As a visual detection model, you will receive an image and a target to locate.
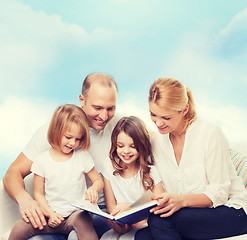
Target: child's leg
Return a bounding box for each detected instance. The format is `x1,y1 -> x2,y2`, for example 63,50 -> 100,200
65,210 -> 98,240
9,218 -> 70,240
9,219 -> 42,240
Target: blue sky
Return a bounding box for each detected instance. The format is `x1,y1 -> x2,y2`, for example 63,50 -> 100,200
1,0 -> 247,179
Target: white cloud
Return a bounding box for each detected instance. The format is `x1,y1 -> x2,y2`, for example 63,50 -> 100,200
218,8 -> 247,39
0,96 -> 57,156
0,0 -> 125,97
197,104 -> 247,143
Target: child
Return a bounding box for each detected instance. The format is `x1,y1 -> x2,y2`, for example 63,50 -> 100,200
9,104 -> 104,240
101,116 -> 164,240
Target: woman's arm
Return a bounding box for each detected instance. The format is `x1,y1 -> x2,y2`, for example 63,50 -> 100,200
151,192 -> 213,217
86,167 -> 104,204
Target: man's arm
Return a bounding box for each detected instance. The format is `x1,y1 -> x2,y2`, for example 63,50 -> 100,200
3,152 -> 47,229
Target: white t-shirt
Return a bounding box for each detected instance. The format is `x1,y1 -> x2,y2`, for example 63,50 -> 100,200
151,118 -> 247,213
31,149 -> 94,217
102,158 -> 162,203
23,113 -> 122,205
23,113 -> 121,172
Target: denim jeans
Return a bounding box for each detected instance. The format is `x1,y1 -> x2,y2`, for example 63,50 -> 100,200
135,206 -> 247,240
28,234 -> 67,240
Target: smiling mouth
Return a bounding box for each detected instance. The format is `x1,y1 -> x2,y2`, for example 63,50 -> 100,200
122,155 -> 133,160
95,118 -> 107,125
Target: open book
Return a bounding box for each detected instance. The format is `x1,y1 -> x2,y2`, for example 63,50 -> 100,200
72,190 -> 157,225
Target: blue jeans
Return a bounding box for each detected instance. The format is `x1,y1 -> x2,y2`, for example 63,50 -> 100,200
135,206 -> 247,240
28,234 -> 67,240
28,231 -> 79,240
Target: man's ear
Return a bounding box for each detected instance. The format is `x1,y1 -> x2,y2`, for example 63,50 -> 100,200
79,94 -> 85,108
182,104 -> 189,116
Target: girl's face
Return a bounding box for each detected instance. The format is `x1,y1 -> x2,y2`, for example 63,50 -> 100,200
116,131 -> 139,167
149,101 -> 187,135
60,123 -> 82,154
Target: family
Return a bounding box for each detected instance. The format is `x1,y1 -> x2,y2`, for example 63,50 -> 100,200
3,73 -> 247,240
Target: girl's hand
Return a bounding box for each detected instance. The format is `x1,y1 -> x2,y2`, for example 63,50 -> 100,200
85,187 -> 98,205
111,202 -> 132,216
150,193 -> 185,218
105,218 -> 132,234
48,212 -> 64,228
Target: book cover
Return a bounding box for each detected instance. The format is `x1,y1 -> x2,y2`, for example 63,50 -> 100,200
72,190 -> 157,225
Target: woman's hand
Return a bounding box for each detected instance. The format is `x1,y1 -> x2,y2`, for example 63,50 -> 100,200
105,219 -> 132,234
48,212 -> 64,228
150,193 -> 185,217
85,187 -> 99,205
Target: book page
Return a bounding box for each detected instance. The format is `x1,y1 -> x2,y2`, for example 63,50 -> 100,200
72,200 -> 113,220
129,190 -> 154,208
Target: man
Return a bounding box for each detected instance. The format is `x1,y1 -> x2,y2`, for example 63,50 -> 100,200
3,73 -> 121,239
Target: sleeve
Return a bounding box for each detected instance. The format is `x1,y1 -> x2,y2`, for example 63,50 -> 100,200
82,151 -> 95,173
203,125 -> 231,208
30,155 -> 45,177
22,124 -> 51,162
150,165 -> 162,185
101,158 -> 114,180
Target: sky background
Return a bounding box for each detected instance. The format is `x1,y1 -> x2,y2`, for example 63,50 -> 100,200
1,0 -> 247,179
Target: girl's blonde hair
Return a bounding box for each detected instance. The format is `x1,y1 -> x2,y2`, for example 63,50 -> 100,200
149,77 -> 197,132
110,116 -> 154,191
47,104 -> 90,151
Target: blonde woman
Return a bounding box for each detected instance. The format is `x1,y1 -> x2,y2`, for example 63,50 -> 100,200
135,78 -> 247,240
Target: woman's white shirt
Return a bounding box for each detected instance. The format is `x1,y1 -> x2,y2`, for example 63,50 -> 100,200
31,149 -> 94,217
151,118 -> 247,213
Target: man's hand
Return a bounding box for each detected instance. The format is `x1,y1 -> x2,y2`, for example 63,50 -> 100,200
18,195 -> 48,229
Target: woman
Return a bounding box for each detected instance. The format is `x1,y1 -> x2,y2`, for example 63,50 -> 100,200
135,77 -> 247,240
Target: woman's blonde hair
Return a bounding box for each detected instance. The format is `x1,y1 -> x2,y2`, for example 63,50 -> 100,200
149,77 -> 197,132
110,116 -> 155,191
47,104 -> 90,151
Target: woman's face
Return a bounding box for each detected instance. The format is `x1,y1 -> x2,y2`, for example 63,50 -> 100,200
149,101 -> 186,135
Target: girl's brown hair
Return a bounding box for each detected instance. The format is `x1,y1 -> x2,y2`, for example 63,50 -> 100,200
110,116 -> 154,190
47,104 -> 90,151
149,77 -> 197,132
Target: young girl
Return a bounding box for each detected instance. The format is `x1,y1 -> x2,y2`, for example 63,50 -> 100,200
101,116 -> 164,240
9,104 -> 104,240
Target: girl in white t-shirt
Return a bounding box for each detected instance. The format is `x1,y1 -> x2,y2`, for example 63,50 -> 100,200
9,104 -> 104,240
101,116 -> 164,240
